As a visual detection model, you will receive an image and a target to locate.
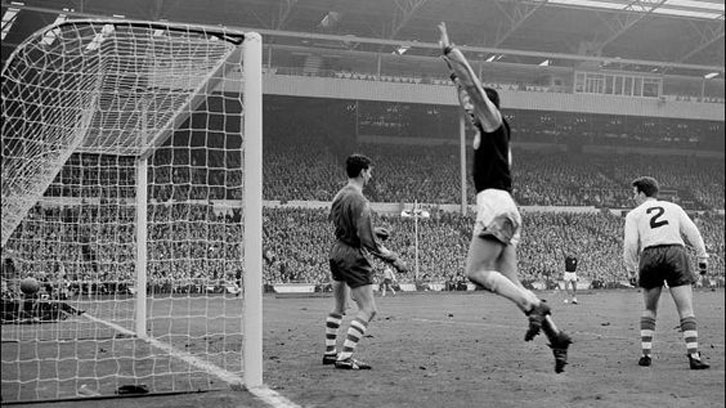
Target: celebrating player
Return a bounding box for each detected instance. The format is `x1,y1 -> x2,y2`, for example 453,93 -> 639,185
323,154 -> 408,370
437,22 -> 572,373
623,176 -> 710,369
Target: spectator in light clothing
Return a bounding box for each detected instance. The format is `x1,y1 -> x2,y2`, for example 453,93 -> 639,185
380,265 -> 397,297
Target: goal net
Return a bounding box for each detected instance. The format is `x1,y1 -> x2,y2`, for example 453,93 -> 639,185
1,20 -> 262,402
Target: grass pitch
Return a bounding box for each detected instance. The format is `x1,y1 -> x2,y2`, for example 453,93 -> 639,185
3,288 -> 724,408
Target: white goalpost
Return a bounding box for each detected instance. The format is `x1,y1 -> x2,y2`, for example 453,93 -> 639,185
1,19 -> 263,402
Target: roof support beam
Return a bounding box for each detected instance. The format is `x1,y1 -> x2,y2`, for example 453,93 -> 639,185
272,0 -> 298,30
377,0 -> 427,53
491,0 -> 548,48
677,19 -> 724,63
386,0 -> 427,39
588,0 -> 667,56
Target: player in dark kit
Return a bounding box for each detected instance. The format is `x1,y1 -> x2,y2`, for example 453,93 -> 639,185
323,154 -> 408,370
438,22 -> 572,373
563,253 -> 578,304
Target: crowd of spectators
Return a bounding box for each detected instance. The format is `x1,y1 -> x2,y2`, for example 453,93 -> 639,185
5,98 -> 724,293
3,202 -> 723,295
259,141 -> 724,210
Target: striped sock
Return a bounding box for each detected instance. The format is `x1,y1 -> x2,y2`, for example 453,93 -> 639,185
338,317 -> 368,361
324,313 -> 343,356
680,316 -> 699,355
640,316 -> 656,357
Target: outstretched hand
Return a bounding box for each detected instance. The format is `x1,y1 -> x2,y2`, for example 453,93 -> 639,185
438,22 -> 451,53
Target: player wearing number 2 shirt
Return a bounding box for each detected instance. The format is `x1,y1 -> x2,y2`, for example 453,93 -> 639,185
623,176 -> 710,370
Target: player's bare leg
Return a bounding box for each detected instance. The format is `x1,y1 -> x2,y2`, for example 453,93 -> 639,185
466,238 -> 540,313
495,244 -> 572,372
335,284 -> 376,370
466,237 -> 561,352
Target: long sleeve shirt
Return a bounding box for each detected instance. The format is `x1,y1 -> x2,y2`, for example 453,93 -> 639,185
623,198 -> 708,273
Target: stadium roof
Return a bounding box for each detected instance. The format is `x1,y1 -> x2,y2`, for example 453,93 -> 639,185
1,0 -> 724,77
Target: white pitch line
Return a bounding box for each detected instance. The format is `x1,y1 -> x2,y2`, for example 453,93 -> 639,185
412,317 -> 725,347
81,313 -> 301,408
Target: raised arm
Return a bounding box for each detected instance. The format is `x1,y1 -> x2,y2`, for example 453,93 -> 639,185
438,22 -> 502,132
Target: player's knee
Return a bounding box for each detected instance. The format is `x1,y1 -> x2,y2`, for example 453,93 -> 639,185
469,270 -> 498,292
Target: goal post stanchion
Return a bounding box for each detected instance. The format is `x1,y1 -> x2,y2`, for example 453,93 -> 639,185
135,102 -> 149,340
242,31 -> 263,389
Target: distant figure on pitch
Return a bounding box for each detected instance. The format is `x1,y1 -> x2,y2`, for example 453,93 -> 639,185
380,264 -> 398,297
624,176 -> 710,370
438,22 -> 571,373
563,253 -> 578,304
324,154 -> 408,370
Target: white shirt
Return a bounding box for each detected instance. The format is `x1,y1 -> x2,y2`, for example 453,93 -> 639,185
623,198 -> 708,273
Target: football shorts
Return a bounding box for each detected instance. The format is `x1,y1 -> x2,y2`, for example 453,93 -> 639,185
638,244 -> 694,289
473,188 -> 521,246
329,241 -> 374,289
563,272 -> 577,283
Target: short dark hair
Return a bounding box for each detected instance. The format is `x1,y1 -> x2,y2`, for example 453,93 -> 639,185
632,176 -> 659,198
484,87 -> 500,109
346,154 -> 372,178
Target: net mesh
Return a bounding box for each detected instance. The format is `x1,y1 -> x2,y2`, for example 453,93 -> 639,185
1,20 -> 252,402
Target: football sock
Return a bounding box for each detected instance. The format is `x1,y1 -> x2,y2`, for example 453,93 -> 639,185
640,316 -> 656,357
542,315 -> 560,342
680,316 -> 699,356
325,313 -> 343,356
474,270 -> 536,313
338,317 -> 368,361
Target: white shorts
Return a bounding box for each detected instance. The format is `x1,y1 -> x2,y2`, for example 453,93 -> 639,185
473,189 -> 521,246
563,272 -> 578,283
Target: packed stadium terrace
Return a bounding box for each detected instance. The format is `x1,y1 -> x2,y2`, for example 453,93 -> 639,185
45,142 -> 725,209
5,95 -> 724,291
7,204 -> 724,294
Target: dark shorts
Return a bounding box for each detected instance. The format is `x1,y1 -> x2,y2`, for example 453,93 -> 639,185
329,242 -> 373,289
638,245 -> 694,289
382,278 -> 392,285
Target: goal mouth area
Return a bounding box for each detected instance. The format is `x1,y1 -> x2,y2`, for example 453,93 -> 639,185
1,18 -> 264,403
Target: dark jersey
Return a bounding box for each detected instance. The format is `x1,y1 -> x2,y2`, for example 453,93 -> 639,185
565,256 -> 578,272
329,184 -> 393,262
473,119 -> 512,193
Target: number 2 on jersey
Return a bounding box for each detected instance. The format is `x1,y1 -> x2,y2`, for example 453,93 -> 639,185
646,206 -> 668,229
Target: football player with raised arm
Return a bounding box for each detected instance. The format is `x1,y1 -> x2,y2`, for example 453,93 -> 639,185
624,176 -> 710,369
438,22 -> 572,373
323,154 -> 408,370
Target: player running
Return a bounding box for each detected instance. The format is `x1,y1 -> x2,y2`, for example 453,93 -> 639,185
624,176 -> 710,369
438,22 -> 572,373
323,154 -> 408,370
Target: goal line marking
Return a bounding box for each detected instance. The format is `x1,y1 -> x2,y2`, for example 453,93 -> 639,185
81,312 -> 301,408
